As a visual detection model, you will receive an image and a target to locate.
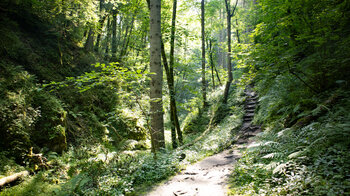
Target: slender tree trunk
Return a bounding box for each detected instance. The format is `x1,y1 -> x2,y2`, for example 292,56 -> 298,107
214,63 -> 222,86
236,18 -> 240,43
169,0 -> 177,149
209,39 -> 215,89
169,0 -> 183,148
223,9 -> 232,103
104,16 -> 111,59
94,15 -> 107,52
150,0 -> 164,151
223,0 -> 238,103
119,14 -> 136,63
94,0 -> 106,52
201,0 -> 207,107
84,28 -> 95,51
111,10 -> 118,60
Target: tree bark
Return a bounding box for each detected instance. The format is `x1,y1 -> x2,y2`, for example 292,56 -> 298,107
150,0 -> 164,151
0,171 -> 29,187
201,0 -> 207,107
111,9 -> 118,60
214,63 -> 222,86
169,0 -> 183,148
223,0 -> 238,103
94,15 -> 107,52
236,18 -> 240,43
94,0 -> 106,52
209,39 -> 215,89
104,15 -> 111,59
169,0 -> 177,149
84,28 -> 95,51
119,14 -> 136,62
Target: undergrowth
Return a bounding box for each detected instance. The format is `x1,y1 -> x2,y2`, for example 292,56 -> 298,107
228,90 -> 350,195
1,86 -> 245,195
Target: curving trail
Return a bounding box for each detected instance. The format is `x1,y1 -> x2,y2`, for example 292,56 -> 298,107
147,148 -> 242,196
146,88 -> 260,196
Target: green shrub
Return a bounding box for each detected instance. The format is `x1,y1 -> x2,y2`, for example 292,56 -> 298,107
0,63 -> 39,161
229,93 -> 350,195
32,91 -> 67,153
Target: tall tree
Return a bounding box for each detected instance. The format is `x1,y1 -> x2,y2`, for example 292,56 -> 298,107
147,0 -> 183,149
208,39 -> 215,89
94,0 -> 107,52
84,28 -> 95,51
168,0 -> 183,148
111,9 -> 118,60
201,0 -> 207,107
149,0 -> 164,151
223,0 -> 238,103
104,15 -> 111,59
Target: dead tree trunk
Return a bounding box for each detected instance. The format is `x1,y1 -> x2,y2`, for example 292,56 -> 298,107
0,171 -> 29,187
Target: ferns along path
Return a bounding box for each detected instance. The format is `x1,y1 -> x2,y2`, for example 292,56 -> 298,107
147,88 -> 261,196
1,0 -> 349,195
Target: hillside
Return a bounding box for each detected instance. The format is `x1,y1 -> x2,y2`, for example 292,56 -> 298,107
1,0 -> 350,195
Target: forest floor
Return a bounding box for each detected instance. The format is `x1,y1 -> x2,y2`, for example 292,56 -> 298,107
146,89 -> 261,196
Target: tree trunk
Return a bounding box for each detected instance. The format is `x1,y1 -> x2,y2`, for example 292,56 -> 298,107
169,0 -> 183,148
201,0 -> 207,107
236,18 -> 240,43
209,39 -> 215,89
84,28 -> 95,51
150,0 -> 164,151
119,14 -> 136,63
94,0 -> 106,52
214,63 -> 222,86
94,15 -> 107,52
104,16 -> 111,59
0,171 -> 29,187
223,0 -> 238,103
111,9 -> 118,60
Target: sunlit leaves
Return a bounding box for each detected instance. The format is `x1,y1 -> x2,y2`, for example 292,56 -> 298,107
44,62 -> 151,93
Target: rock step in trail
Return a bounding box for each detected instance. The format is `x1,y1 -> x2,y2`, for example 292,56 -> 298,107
146,87 -> 261,196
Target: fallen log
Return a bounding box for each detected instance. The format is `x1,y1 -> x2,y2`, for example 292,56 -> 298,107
0,171 -> 29,187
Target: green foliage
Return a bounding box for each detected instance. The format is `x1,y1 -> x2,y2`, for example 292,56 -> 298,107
0,172 -> 60,196
0,153 -> 26,178
246,0 -> 350,93
229,94 -> 350,195
0,63 -> 40,160
229,2 -> 350,193
31,91 -> 67,153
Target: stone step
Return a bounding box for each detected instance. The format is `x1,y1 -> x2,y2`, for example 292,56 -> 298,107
246,109 -> 255,113
241,125 -> 260,133
243,132 -> 256,138
246,101 -> 257,105
250,125 -> 260,130
243,115 -> 253,119
236,138 -> 246,144
246,98 -> 257,102
245,92 -> 257,97
243,117 -> 253,122
244,113 -> 255,117
245,104 -> 256,109
247,95 -> 258,99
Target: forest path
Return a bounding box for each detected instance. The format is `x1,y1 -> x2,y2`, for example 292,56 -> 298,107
146,88 -> 260,196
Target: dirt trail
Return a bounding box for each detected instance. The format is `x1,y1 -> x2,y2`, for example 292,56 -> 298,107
146,88 -> 260,196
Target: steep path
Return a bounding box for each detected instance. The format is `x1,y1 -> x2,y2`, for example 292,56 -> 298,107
146,88 -> 261,196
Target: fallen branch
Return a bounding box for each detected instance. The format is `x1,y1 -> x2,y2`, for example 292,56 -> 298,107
0,171 -> 29,187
